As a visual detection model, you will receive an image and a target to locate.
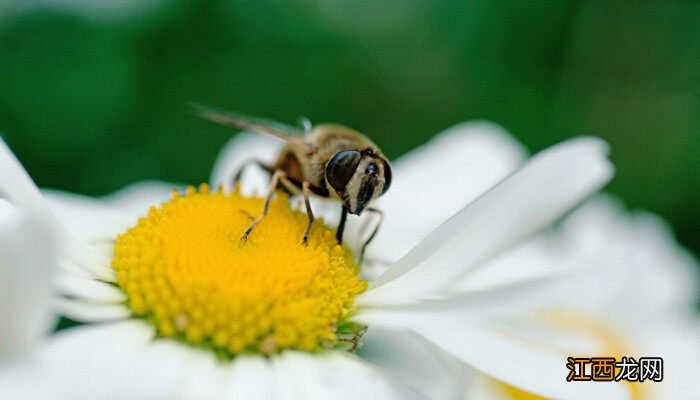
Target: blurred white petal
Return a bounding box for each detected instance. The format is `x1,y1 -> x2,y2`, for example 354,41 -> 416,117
414,324 -> 630,400
58,234 -> 115,282
46,181 -> 183,244
0,140 -> 54,218
518,197 -> 700,399
176,350 -> 229,400
557,195 -> 700,315
358,328 -> 466,400
441,193 -> 700,399
0,138 -> 113,281
210,132 -> 284,195
0,208 -> 55,361
0,356 -> 52,400
40,321 -> 412,400
270,351 -> 416,400
220,356 -> 275,400
44,189 -> 135,243
54,298 -> 130,322
39,320 -> 185,400
55,272 -> 126,303
102,180 -> 184,218
640,316 -> 700,399
45,322 -> 210,399
359,137 -> 614,307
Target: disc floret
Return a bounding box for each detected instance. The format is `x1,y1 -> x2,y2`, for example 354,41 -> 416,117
113,184 -> 367,356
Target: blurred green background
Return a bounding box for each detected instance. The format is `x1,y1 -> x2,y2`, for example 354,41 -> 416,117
1,0 -> 699,255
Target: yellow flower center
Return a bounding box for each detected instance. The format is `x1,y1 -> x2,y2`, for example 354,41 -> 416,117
112,184 -> 367,357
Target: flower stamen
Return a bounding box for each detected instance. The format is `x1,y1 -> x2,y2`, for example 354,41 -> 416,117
113,184 -> 367,356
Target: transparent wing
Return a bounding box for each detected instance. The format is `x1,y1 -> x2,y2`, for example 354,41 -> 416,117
189,103 -> 309,146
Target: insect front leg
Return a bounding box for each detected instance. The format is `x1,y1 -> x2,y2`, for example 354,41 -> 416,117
359,207 -> 384,264
301,182 -> 315,246
336,206 -> 348,244
233,159 -> 272,187
241,169 -> 285,241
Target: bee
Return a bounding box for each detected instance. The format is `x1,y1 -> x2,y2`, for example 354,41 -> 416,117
192,105 -> 392,261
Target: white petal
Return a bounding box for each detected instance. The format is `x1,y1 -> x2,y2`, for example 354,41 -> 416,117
44,189 -> 135,243
43,321 -> 368,400
209,132 -> 284,194
271,351 -> 416,400
102,180 -> 184,217
637,316 -> 700,399
0,139 -> 53,217
41,321 -> 414,400
38,320 -> 184,400
359,137 -> 614,307
42,321 -> 197,400
0,138 -> 113,281
414,324 -> 630,400
0,356 -> 54,400
143,340 -> 221,400
53,298 -> 130,322
0,209 -> 55,360
221,356 -> 275,400
354,121 -> 526,264
355,273 -> 571,330
556,195 -> 700,316
55,271 -> 126,303
58,236 -> 115,282
176,350 -> 229,400
359,327 -> 466,400
40,320 -> 153,361
0,198 -> 14,220
474,194 -> 700,331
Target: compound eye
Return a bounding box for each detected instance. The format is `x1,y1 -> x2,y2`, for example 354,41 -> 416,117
381,160 -> 392,194
326,150 -> 361,192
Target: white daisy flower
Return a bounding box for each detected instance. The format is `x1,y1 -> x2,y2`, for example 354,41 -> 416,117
0,123 -> 626,400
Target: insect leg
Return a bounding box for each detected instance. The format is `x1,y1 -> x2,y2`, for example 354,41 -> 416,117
336,325 -> 368,352
359,207 -> 384,264
233,159 -> 272,185
336,206 -> 348,244
301,181 -> 315,246
241,169 -> 285,241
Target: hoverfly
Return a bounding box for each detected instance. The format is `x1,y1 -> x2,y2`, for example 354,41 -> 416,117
192,105 -> 391,261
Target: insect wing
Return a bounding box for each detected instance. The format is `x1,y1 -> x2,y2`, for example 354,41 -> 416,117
190,104 -> 308,147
